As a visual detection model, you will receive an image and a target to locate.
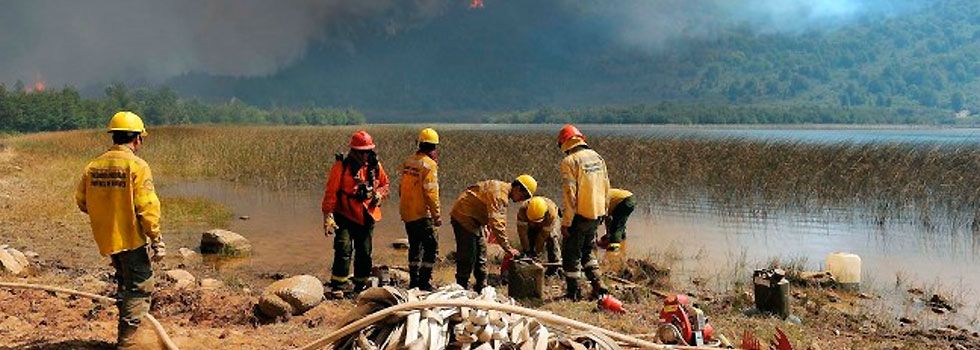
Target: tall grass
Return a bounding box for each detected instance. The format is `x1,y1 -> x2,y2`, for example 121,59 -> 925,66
10,125 -> 980,225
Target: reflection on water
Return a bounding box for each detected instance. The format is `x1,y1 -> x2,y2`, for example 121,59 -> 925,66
161,179 -> 980,326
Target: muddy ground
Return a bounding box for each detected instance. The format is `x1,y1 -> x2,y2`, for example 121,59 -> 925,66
2,139 -> 980,350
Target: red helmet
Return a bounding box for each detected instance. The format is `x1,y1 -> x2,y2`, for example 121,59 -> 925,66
557,124 -> 585,147
350,131 -> 376,150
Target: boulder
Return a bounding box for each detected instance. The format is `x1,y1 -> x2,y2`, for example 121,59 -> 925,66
392,238 -> 410,249
163,269 -> 196,289
200,278 -> 225,290
6,248 -> 29,268
200,229 -> 252,255
257,275 -> 325,318
177,248 -> 196,259
0,247 -> 25,275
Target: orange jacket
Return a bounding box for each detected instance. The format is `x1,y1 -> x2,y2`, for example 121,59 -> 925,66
321,158 -> 390,226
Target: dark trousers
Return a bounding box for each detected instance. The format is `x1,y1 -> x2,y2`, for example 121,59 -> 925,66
606,196 -> 636,243
562,215 -> 601,285
525,228 -> 560,265
331,213 -> 374,287
405,218 -> 438,288
452,219 -> 487,291
111,245 -> 153,345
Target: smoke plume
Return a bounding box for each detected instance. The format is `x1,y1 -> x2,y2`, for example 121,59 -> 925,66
0,0 -> 918,88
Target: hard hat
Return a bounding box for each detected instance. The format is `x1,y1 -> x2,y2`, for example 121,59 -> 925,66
350,131 -> 376,150
107,111 -> 147,136
526,196 -> 549,223
418,128 -> 439,144
557,124 -> 585,147
514,174 -> 537,196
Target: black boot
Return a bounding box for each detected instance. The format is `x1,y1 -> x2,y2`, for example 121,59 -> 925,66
564,277 -> 582,301
418,267 -> 434,291
408,265 -> 419,289
590,279 -> 610,300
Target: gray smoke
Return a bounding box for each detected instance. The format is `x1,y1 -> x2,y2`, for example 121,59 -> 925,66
0,0 -> 452,87
0,0 -> 917,88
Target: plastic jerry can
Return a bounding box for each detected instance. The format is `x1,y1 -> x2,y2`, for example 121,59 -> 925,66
826,252 -> 861,289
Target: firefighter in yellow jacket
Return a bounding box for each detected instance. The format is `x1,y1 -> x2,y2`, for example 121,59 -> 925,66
399,128 -> 441,290
74,111 -> 164,348
517,196 -> 561,272
449,175 -> 536,291
557,124 -> 610,300
598,189 -> 635,251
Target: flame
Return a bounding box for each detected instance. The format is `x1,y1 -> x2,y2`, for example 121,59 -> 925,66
469,0 -> 484,9
25,73 -> 46,93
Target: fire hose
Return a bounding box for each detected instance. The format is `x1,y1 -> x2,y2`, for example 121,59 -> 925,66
0,282 -> 181,350
291,299 -> 725,350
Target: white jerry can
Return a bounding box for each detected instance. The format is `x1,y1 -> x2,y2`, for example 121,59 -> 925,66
826,252 -> 862,289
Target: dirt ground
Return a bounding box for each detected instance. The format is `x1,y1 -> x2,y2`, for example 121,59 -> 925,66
2,138 -> 980,350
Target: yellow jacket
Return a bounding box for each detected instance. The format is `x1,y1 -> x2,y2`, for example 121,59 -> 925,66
517,197 -> 558,254
450,180 -> 512,249
560,145 -> 610,227
75,145 -> 161,256
608,188 -> 633,212
399,152 -> 440,222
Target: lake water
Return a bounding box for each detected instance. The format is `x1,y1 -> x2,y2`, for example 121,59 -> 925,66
162,126 -> 980,329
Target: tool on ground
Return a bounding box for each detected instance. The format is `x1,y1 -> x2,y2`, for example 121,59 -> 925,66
656,294 -> 715,346
597,294 -> 626,313
753,268 -> 790,319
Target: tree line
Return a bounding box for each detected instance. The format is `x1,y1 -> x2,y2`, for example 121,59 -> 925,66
0,83 -> 365,133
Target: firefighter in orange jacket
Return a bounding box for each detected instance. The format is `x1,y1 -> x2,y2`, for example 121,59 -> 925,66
557,124 -> 611,300
322,131 -> 390,296
449,175 -> 537,291
399,128 -> 441,290
74,111 -> 164,348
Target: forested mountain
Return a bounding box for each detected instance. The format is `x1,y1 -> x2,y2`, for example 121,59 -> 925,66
165,0 -> 980,123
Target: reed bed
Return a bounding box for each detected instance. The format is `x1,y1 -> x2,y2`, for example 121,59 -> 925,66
11,125 -> 980,225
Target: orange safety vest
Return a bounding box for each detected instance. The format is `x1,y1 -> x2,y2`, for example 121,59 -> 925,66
321,158 -> 390,226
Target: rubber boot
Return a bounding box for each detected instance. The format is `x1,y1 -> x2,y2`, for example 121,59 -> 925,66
564,278 -> 582,301
329,280 -> 347,299
418,267 -> 434,291
352,280 -> 369,294
590,279 -> 610,301
116,297 -> 150,350
408,265 -> 420,289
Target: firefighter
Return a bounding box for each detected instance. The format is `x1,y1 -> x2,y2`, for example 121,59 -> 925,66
399,128 -> 441,290
557,124 -> 611,300
598,188 -> 635,251
449,175 -> 537,291
74,111 -> 164,349
322,131 -> 390,297
516,196 -> 561,272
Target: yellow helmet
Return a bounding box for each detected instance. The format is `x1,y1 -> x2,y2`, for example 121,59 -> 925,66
526,196 -> 549,222
514,174 -> 537,196
418,128 -> 439,144
107,111 -> 147,136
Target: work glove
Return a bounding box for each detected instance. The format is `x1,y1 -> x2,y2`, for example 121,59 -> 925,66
561,226 -> 570,238
432,215 -> 442,227
150,239 -> 166,262
323,213 -> 338,236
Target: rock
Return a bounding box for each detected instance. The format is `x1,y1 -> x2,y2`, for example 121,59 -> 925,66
858,293 -> 872,299
928,293 -> 956,312
0,247 -> 25,275
392,238 -> 409,249
22,251 -> 38,259
239,216 -> 250,220
177,248 -> 196,259
931,307 -> 946,315
163,269 -> 196,289
907,287 -> 924,295
899,316 -> 917,325
200,229 -> 252,255
7,248 -> 28,268
257,275 -> 324,318
794,271 -> 836,287
199,278 -> 224,290
389,269 -> 411,285
953,344 -> 967,350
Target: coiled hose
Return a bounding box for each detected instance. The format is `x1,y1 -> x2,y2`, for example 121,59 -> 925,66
0,281 -> 181,350
291,299 -> 725,350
